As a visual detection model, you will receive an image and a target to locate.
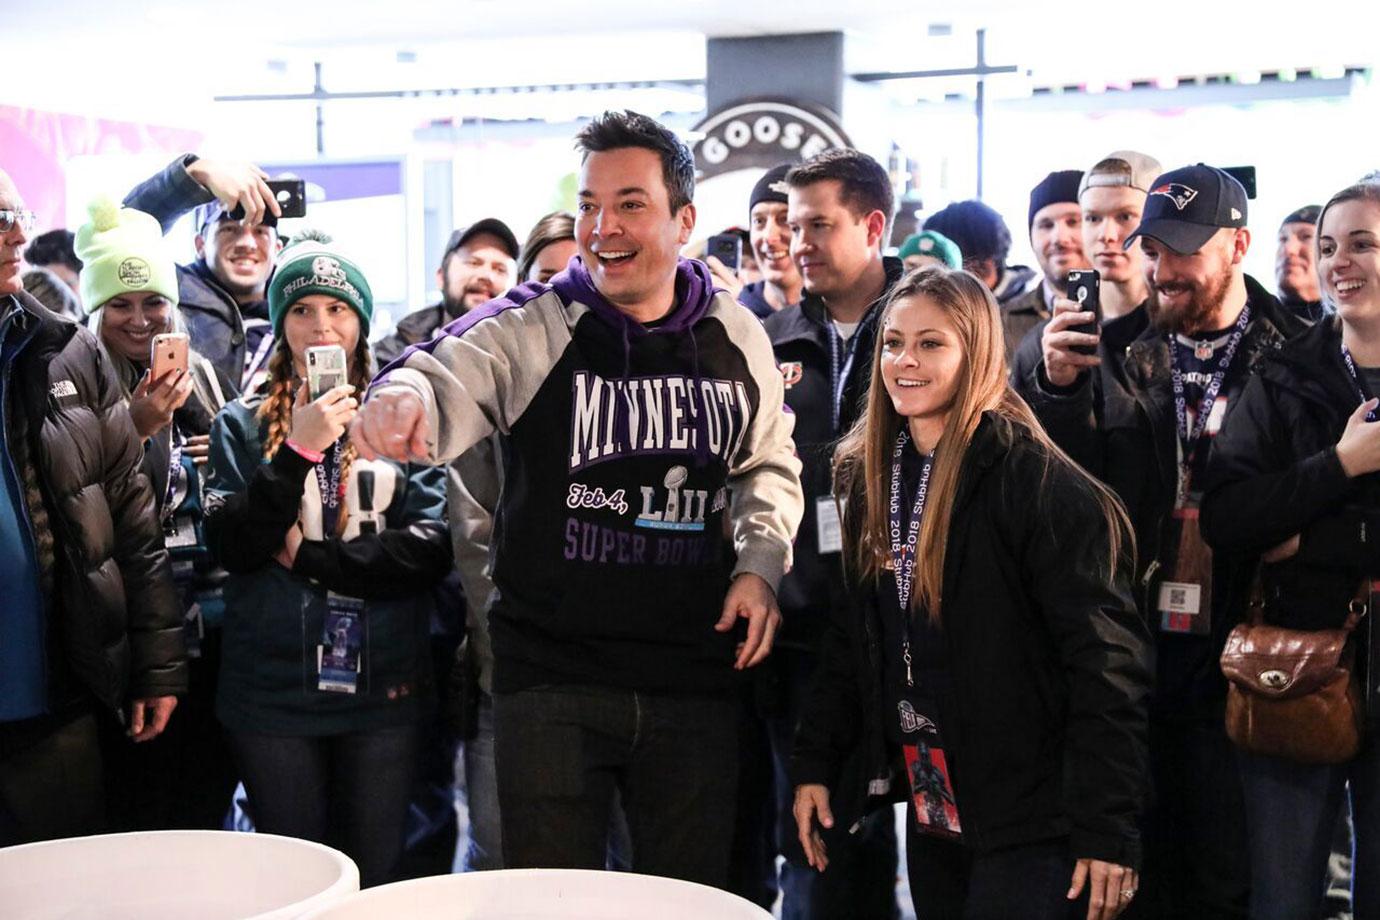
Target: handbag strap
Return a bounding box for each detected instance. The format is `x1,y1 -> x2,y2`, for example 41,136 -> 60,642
1343,579 -> 1373,633
1248,563 -> 1370,632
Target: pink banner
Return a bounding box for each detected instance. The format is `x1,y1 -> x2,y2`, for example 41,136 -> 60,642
0,105 -> 203,231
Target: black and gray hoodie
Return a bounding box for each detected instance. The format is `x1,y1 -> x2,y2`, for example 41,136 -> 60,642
377,256 -> 803,695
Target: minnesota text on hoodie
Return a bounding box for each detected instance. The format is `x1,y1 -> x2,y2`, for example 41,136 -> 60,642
375,256 -> 804,695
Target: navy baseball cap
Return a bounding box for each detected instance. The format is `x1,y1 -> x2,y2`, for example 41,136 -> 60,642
194,200 -> 279,234
1125,164 -> 1248,255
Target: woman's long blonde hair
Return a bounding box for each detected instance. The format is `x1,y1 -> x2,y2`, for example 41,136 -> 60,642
256,333 -> 373,537
832,266 -> 1131,624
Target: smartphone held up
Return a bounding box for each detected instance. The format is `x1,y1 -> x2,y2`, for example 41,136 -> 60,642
150,332 -> 189,382
1066,269 -> 1101,357
306,344 -> 348,401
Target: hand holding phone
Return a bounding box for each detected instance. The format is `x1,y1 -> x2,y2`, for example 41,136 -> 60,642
706,233 -> 743,274
150,333 -> 189,383
1066,270 -> 1102,357
306,344 -> 348,401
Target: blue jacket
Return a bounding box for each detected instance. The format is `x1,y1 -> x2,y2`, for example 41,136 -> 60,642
205,394 -> 451,735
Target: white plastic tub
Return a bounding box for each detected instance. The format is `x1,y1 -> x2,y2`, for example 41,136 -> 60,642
300,868 -> 773,920
0,830 -> 359,920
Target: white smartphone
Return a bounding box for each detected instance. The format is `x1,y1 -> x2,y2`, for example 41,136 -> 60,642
149,332 -> 189,382
305,344 -> 348,401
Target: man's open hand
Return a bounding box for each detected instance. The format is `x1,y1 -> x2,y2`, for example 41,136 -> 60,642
715,572 -> 781,669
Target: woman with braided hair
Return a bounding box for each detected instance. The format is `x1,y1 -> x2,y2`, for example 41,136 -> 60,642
204,231 -> 452,886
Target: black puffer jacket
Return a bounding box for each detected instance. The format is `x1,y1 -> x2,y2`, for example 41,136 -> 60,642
3,292 -> 187,713
762,256 -> 902,646
791,413 -> 1151,867
1202,319 -> 1380,631
1021,275 -> 1304,717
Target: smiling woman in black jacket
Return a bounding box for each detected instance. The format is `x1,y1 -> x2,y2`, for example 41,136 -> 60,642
1201,178 -> 1380,920
791,267 -> 1151,920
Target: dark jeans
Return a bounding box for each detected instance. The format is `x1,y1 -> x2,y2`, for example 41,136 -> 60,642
905,816 -> 1083,920
1134,716 -> 1249,920
494,683 -> 739,887
229,723 -> 421,888
730,644 -> 900,919
1238,735 -> 1380,920
0,712 -> 104,845
98,632 -> 238,831
395,633 -> 462,880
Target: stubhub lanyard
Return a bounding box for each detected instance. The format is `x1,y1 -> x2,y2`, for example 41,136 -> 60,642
889,428 -> 934,686
1168,304 -> 1251,492
1341,342 -> 1380,423
317,439 -> 345,536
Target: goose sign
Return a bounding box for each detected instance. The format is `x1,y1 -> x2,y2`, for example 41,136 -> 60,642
690,99 -> 852,180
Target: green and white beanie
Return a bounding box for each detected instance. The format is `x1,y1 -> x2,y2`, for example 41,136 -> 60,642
267,229 -> 373,335
74,197 -> 180,313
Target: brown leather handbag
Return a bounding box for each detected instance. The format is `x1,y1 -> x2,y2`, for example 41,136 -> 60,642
1220,582 -> 1368,765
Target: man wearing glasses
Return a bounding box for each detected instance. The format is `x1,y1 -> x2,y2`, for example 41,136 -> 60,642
0,171 -> 186,844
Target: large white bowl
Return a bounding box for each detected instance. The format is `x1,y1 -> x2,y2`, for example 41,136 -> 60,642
300,868 -> 773,920
0,830 -> 359,920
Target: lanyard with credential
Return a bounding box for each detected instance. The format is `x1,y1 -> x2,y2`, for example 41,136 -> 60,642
828,324 -> 861,435
889,427 -> 934,688
1168,304 -> 1251,496
317,439 -> 345,536
1340,342 -> 1380,423
160,432 -> 186,529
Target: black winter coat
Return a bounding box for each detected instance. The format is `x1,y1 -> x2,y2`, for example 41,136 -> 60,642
791,413 -> 1151,868
1202,319 -> 1380,631
1021,275 -> 1304,717
3,293 -> 187,714
762,257 -> 902,644
373,302 -> 460,367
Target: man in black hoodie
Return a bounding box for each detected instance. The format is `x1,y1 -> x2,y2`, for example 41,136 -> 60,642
355,110 -> 802,888
1025,164 -> 1305,919
124,155 -> 283,394
759,147 -> 903,918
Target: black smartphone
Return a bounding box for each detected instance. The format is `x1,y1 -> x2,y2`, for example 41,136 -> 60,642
706,233 -> 742,273
228,179 -> 307,221
1222,166 -> 1257,200
1067,269 -> 1101,356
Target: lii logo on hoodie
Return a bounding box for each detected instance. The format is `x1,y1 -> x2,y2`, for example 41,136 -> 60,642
567,370 -> 752,472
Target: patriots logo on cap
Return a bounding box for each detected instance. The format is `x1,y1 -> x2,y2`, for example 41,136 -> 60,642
768,180 -> 790,195
1151,183 -> 1199,211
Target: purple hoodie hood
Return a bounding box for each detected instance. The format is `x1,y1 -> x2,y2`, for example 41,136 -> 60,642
553,253 -> 721,468
551,255 -> 717,334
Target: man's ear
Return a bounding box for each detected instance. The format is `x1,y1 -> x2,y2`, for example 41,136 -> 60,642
677,202 -> 697,246
1233,227 -> 1251,265
194,233 -> 207,260
865,210 -> 887,251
